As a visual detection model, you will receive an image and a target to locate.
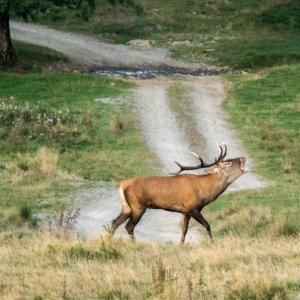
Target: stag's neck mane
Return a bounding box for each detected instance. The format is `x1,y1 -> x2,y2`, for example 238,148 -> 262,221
194,171 -> 230,204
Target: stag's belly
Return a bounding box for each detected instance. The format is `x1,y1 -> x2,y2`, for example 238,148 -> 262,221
148,201 -> 188,213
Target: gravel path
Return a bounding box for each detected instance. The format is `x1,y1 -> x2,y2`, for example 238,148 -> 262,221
11,21 -> 184,68
75,78 -> 267,243
11,22 -> 267,242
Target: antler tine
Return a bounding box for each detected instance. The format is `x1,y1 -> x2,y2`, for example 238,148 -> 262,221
215,145 -> 223,162
165,159 -> 191,176
222,144 -> 227,160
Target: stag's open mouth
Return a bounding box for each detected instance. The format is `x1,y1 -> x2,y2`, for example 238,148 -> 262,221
240,157 -> 247,173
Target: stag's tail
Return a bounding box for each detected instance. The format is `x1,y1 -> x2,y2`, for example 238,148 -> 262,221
114,182 -> 131,214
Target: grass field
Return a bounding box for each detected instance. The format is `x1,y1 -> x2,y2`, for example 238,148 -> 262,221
0,232 -> 299,299
0,70 -> 155,230
203,64 -> 300,240
0,59 -> 299,298
2,1 -> 300,297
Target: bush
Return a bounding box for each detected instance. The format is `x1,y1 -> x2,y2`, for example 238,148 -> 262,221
19,204 -> 32,221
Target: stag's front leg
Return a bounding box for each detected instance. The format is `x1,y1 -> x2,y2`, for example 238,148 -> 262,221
180,214 -> 191,244
190,209 -> 212,240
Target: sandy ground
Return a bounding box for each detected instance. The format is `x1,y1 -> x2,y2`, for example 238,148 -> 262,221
11,22 -> 267,243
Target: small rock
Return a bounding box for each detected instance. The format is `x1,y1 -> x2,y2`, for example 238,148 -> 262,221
128,39 -> 152,48
171,40 -> 192,47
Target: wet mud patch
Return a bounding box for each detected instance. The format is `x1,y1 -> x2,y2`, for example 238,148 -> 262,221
91,66 -> 221,79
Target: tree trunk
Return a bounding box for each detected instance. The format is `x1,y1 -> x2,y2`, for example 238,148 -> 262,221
0,10 -> 16,65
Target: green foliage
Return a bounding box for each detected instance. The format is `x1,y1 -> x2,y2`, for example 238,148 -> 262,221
13,40 -> 68,71
213,34 -> 300,69
225,283 -> 287,300
262,2 -> 300,30
68,241 -> 121,261
276,217 -> 299,237
19,203 -> 32,221
18,203 -> 38,227
96,290 -> 129,300
225,64 -> 300,179
1,0 -> 95,22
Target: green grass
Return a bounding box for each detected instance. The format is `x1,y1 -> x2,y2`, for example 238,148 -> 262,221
0,41 -> 69,73
15,41 -> 69,68
0,71 -> 154,227
204,64 -> 300,237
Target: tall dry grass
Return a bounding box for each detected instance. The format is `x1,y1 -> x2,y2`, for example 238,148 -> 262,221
36,147 -> 59,175
0,231 -> 299,299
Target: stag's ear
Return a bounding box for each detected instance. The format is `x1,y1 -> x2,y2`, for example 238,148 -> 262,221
205,167 -> 220,174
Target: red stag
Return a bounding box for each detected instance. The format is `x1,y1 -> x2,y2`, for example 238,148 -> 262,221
112,145 -> 246,243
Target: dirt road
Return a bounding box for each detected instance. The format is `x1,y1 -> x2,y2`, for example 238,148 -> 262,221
11,22 -> 267,243
75,78 -> 267,243
11,21 -> 198,68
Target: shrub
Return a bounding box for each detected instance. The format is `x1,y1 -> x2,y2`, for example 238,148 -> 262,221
48,205 -> 80,237
19,204 -> 32,221
276,217 -> 299,237
110,115 -> 124,134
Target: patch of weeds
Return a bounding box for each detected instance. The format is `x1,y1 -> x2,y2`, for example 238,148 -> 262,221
275,217 -> 299,237
287,280 -> 300,291
0,164 -> 5,172
0,98 -> 78,147
261,2 -> 300,30
18,203 -> 38,227
225,283 -> 288,300
110,115 -> 124,134
19,203 -> 32,221
152,257 -> 175,294
17,161 -> 29,172
96,289 -> 129,300
67,241 -> 121,262
48,205 -> 80,237
216,206 -> 273,237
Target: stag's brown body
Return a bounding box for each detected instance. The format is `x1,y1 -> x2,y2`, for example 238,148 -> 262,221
111,146 -> 246,243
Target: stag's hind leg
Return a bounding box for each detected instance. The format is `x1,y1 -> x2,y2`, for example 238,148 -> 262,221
181,214 -> 191,244
125,208 -> 146,240
111,187 -> 132,234
112,212 -> 131,232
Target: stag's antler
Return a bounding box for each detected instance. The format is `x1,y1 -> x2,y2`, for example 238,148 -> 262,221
165,144 -> 227,176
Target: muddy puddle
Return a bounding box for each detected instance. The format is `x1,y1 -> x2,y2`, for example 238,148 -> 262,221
92,66 -> 220,79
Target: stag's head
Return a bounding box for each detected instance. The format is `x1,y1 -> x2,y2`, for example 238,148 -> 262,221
211,156 -> 246,184
166,144 -> 247,183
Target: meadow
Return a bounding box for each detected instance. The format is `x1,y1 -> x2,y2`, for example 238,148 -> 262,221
0,47 -> 299,298
0,1 -> 299,298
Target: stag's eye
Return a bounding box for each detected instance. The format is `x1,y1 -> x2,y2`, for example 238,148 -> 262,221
223,162 -> 232,167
